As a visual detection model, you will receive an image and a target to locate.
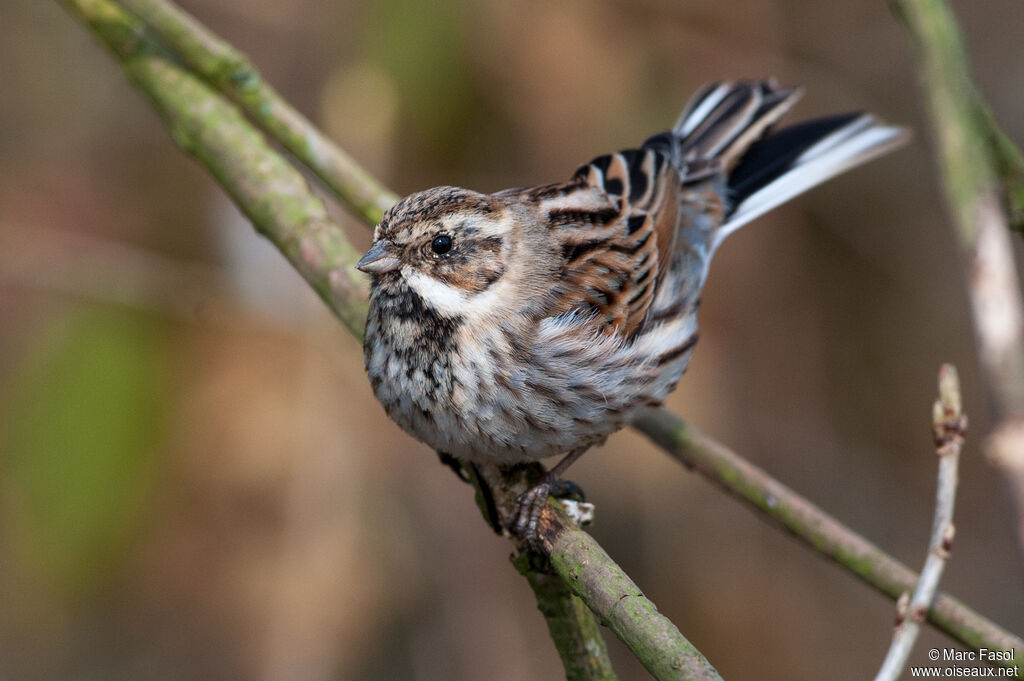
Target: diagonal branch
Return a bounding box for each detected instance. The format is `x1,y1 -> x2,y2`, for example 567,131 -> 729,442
117,0 -> 399,225
538,503 -> 723,681
873,364 -> 966,681
54,0 -> 370,341
515,560 -> 621,681
633,409 -> 1021,672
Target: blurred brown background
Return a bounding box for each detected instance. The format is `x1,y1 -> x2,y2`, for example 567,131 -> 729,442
2,0 -> 1022,679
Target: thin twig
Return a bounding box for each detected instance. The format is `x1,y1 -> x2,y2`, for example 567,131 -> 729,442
632,409 -> 1022,673
893,0 -> 1024,559
117,0 -> 399,225
873,364 -> 966,681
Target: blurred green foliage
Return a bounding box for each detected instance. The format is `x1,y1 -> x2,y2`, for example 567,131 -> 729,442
2,308 -> 168,597
367,0 -> 467,136
365,0 -> 496,170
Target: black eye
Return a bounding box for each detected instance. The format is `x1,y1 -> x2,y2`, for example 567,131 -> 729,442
430,234 -> 453,256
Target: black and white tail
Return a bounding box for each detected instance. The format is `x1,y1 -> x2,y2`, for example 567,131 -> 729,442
651,80 -> 909,252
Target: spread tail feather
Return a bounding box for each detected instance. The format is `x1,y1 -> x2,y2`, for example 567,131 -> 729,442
717,112 -> 909,247
659,80 -> 910,251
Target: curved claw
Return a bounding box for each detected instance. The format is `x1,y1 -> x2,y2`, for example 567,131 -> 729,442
510,477 -> 588,553
510,481 -> 553,554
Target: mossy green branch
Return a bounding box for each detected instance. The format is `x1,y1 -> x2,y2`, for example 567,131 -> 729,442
980,104 -> 1024,233
535,500 -> 723,681
118,0 -> 399,225
893,0 -> 1024,418
891,0 -> 991,239
471,461 -> 719,681
468,461 -> 621,680
58,0 -> 370,340
633,408 -> 1023,674
892,0 -> 1024,235
514,554 -> 619,681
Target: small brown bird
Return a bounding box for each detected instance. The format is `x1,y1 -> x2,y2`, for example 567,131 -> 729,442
357,80 -> 907,538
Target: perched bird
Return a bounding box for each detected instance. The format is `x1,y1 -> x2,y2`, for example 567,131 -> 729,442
357,80 -> 907,539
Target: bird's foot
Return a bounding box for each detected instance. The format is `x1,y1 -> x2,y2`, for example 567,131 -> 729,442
510,477 -> 587,553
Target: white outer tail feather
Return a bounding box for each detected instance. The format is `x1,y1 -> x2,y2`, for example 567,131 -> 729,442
675,83 -> 734,137
713,114 -> 910,251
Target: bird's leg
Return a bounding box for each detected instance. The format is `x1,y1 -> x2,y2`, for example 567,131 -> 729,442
510,447 -> 588,552
436,451 -> 472,483
436,452 -> 507,533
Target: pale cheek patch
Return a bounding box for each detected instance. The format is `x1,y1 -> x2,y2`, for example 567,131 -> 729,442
403,268 -> 515,320
403,269 -> 470,317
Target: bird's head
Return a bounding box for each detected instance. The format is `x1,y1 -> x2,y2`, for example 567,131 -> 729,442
356,186 -> 514,317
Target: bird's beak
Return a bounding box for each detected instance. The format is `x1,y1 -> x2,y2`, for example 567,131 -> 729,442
356,240 -> 402,274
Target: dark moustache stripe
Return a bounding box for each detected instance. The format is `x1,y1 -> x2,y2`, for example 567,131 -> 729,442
373,282 -> 463,353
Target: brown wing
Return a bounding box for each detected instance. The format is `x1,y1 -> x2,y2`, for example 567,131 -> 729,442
533,148 -> 681,337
